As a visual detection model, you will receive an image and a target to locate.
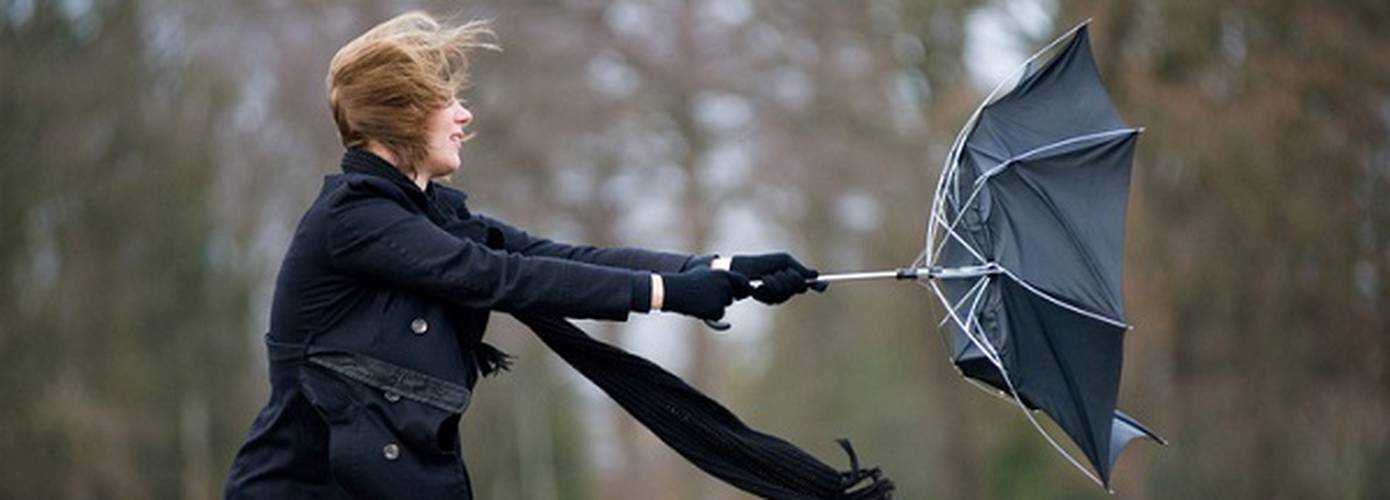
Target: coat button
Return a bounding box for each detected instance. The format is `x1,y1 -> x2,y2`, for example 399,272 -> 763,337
383,443 -> 400,461
384,391 -> 401,403
410,318 -> 429,335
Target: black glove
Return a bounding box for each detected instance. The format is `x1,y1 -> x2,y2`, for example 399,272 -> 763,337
752,268 -> 813,305
729,252 -> 827,303
661,268 -> 753,320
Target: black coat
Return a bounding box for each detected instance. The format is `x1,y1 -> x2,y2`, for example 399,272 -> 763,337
224,150 -> 700,499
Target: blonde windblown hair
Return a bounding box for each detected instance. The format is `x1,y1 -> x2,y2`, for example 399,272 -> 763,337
327,11 -> 497,174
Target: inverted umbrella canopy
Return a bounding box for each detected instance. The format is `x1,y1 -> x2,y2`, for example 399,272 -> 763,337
917,20 -> 1165,489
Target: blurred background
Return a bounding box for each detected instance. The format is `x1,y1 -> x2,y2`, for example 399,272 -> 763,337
2,0 -> 1388,498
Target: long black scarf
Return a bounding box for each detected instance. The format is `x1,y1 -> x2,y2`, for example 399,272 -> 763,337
342,150 -> 894,499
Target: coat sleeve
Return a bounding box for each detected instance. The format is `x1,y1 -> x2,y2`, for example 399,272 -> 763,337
325,179 -> 650,320
477,214 -> 710,274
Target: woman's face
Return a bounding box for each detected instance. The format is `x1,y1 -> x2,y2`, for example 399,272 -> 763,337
419,98 -> 473,179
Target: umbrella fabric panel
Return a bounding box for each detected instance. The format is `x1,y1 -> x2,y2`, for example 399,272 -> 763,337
984,133 -> 1138,322
997,276 -> 1126,486
968,26 -> 1127,164
1108,410 -> 1166,471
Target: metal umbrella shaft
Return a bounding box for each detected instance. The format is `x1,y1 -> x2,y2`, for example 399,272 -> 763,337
706,264 -> 1001,330
751,263 -> 1001,286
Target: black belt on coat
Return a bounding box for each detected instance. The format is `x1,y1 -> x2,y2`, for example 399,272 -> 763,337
265,335 -> 471,415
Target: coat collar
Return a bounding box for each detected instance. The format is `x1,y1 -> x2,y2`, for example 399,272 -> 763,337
339,148 -> 469,225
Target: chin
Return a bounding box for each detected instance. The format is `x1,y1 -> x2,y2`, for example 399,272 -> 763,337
424,158 -> 462,178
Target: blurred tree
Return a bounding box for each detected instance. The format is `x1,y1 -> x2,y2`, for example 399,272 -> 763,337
1063,1 -> 1390,498
0,1 -> 255,499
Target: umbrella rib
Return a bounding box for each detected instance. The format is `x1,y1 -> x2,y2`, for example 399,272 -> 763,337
932,18 -> 1095,255
911,245 -> 930,272
972,274 -> 1107,488
937,18 -> 1094,191
932,277 -> 985,361
924,175 -> 947,264
973,128 -> 1142,188
929,157 -> 991,268
954,277 -> 998,362
928,277 -> 1107,489
927,279 -> 1002,368
1011,151 -> 1129,317
936,275 -> 988,329
930,209 -> 989,265
1031,293 -> 1106,481
997,267 -> 1130,329
961,275 -> 996,359
995,349 -> 1108,490
930,179 -> 991,262
931,34 -> 1132,275
932,128 -> 1139,268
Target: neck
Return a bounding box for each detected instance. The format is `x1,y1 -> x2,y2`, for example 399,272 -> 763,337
363,142 -> 429,191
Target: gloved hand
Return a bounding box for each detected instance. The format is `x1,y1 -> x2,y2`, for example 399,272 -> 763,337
729,252 -> 827,304
661,268 -> 753,320
750,268 -> 814,305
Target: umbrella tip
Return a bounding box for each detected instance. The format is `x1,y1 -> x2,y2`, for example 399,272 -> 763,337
1136,126 -> 1147,134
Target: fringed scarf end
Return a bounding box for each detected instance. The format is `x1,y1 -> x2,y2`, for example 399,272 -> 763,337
475,342 -> 514,377
836,438 -> 895,500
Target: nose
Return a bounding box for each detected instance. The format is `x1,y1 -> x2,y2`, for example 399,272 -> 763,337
456,104 -> 473,126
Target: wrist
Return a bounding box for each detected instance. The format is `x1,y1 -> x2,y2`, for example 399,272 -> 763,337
650,273 -> 665,311
681,254 -> 717,272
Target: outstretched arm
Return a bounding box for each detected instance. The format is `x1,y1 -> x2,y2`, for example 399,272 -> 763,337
477,214 -> 712,274
327,179 -> 652,320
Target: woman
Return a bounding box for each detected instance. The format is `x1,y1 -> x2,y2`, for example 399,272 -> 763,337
223,12 -> 819,499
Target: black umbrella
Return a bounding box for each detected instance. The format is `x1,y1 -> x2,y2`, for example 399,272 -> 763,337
924,21 -> 1165,489
710,20 -> 1164,491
